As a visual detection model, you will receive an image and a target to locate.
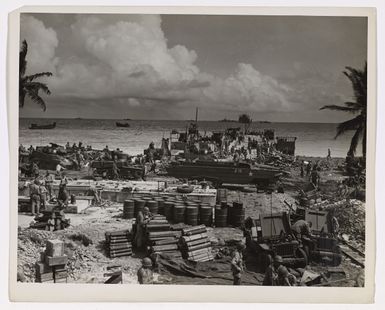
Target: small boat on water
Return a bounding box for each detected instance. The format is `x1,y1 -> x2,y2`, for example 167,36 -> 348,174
166,160 -> 283,186
29,122 -> 56,130
116,122 -> 130,128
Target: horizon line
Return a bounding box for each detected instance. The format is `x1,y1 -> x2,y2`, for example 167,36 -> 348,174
19,117 -> 343,124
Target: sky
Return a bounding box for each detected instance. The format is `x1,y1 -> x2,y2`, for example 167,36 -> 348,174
19,13 -> 367,122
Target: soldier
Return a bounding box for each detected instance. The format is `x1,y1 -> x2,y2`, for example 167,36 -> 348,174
300,161 -> 305,178
134,207 -> 152,249
112,160 -> 119,180
310,167 -> 321,189
29,179 -> 41,215
291,219 -> 313,239
44,170 -> 54,200
57,184 -> 69,208
306,161 -> 312,176
31,162 -> 40,178
137,257 -> 154,284
263,255 -> 293,286
231,242 -> 246,285
39,182 -> 48,210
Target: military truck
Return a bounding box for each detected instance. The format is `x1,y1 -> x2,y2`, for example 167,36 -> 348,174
244,212 -> 308,271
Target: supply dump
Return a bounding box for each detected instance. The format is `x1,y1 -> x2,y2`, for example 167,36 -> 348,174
17,123 -> 366,286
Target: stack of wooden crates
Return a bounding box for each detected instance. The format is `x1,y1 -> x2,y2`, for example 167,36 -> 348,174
35,239 -> 68,283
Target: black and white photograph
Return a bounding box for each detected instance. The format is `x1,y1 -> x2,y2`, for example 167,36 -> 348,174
7,5 -> 376,302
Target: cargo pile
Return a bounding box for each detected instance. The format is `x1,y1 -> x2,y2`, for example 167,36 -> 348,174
105,230 -> 133,258
146,216 -> 182,258
179,225 -> 213,262
35,239 -> 68,283
30,210 -> 71,231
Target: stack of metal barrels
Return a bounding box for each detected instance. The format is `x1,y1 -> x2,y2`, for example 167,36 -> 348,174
127,194 -> 215,227
227,202 -> 246,227
105,229 -> 132,258
179,225 -> 213,262
146,215 -> 182,258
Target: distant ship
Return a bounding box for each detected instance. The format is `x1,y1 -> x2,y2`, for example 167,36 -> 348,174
218,118 -> 237,122
116,122 -> 130,128
29,122 -> 56,130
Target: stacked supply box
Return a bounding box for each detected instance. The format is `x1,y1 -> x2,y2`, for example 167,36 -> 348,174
35,239 -> 68,283
105,230 -> 132,258
146,215 -> 182,258
180,225 -> 213,262
180,225 -> 214,262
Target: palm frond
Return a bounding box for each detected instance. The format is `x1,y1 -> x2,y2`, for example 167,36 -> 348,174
26,89 -> 47,111
335,114 -> 363,138
320,105 -> 359,113
25,82 -> 52,95
25,72 -> 53,82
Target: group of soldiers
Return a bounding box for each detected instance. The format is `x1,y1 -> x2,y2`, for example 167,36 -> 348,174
230,242 -> 297,286
28,169 -> 70,214
300,160 -> 321,189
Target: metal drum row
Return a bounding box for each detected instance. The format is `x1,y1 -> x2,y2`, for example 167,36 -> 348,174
123,195 -> 245,228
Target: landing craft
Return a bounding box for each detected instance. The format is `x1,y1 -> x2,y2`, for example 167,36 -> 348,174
165,160 -> 283,187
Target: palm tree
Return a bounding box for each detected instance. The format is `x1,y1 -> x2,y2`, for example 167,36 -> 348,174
238,113 -> 252,134
320,63 -> 367,158
19,40 -> 52,111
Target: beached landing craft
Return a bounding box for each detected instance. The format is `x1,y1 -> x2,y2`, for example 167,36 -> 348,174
165,160 -> 283,186
29,122 -> 56,129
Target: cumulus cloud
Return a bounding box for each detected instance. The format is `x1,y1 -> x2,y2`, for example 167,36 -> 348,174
20,15 -> 58,74
20,14 -> 302,115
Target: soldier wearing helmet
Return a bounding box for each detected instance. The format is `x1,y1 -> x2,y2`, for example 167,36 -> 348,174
137,257 -> 154,284
262,255 -> 284,286
29,179 -> 41,215
134,206 -> 153,249
231,242 -> 246,285
277,265 -> 297,286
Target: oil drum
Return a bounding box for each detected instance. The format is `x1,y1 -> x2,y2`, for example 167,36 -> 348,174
123,199 -> 135,219
173,205 -> 186,223
199,206 -> 213,226
230,202 -> 245,227
133,199 -> 145,217
163,201 -> 175,222
186,206 -> 199,226
215,204 -> 228,227
147,200 -> 158,214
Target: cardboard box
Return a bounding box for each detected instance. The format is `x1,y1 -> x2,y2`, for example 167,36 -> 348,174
46,239 -> 64,257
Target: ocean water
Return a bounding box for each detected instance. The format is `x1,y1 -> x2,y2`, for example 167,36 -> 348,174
19,119 -> 360,158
